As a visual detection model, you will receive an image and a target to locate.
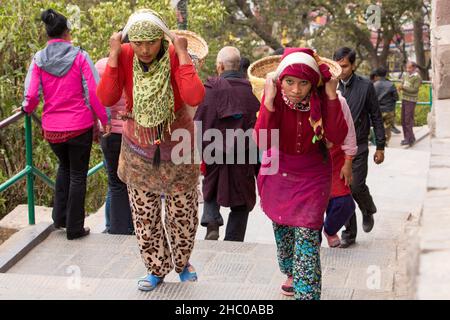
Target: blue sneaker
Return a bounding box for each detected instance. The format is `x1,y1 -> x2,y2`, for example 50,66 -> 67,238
179,263 -> 198,282
137,274 -> 164,291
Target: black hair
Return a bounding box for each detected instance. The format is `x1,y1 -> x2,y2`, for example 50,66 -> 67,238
156,40 -> 166,61
118,28 -> 130,44
376,66 -> 387,77
317,86 -> 329,163
369,69 -> 377,81
272,47 -> 285,56
318,140 -> 329,163
333,47 -> 356,64
41,9 -> 69,38
240,57 -> 250,71
240,57 -> 250,78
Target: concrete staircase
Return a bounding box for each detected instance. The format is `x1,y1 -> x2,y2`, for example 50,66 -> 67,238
1,230 -> 399,300
0,136 -> 432,300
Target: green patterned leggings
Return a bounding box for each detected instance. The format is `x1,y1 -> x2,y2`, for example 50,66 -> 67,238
273,223 -> 322,300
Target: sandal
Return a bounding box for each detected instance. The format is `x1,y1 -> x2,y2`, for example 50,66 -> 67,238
281,276 -> 294,296
179,262 -> 198,282
137,274 -> 164,291
324,231 -> 341,248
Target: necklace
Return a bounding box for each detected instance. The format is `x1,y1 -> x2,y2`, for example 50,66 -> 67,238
282,90 -> 311,112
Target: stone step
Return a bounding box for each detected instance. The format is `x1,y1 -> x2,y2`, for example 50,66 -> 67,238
0,272 -> 361,300
3,231 -> 397,299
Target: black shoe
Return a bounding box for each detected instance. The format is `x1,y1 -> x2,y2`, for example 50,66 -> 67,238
205,225 -> 219,240
67,227 -> 90,240
362,214 -> 374,233
391,126 -> 401,134
400,140 -> 409,146
339,238 -> 355,248
53,222 -> 66,230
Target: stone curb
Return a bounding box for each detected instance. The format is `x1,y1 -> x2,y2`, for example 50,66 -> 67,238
403,128 -> 430,150
0,222 -> 54,273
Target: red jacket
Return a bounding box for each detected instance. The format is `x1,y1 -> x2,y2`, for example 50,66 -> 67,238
96,43 -> 205,112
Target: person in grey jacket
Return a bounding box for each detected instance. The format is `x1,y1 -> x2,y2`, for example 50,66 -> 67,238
373,67 -> 399,146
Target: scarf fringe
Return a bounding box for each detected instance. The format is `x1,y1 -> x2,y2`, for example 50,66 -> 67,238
133,111 -> 176,146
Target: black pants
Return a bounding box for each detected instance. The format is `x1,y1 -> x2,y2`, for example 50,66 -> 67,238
201,199 -> 249,242
100,133 -> 134,234
341,148 -> 377,241
49,129 -> 92,236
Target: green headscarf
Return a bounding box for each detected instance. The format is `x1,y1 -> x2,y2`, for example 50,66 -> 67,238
127,9 -> 175,145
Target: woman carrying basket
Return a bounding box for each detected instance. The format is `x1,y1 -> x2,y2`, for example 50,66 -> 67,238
97,9 -> 205,291
254,48 -> 348,300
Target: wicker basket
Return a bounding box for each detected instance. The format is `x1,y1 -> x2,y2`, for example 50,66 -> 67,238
169,29 -> 209,62
319,57 -> 342,79
248,55 -> 281,101
248,54 -> 342,101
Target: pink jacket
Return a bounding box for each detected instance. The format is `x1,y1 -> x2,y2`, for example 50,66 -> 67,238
21,39 -> 108,131
95,58 -> 125,135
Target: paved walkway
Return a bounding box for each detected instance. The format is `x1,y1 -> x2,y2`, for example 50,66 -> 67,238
0,127 -> 430,299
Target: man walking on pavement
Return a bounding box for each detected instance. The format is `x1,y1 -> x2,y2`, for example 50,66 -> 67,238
400,61 -> 422,147
194,46 -> 260,242
333,47 -> 386,248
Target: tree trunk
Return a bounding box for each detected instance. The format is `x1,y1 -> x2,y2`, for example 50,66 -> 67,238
360,37 -> 379,69
379,29 -> 395,68
176,0 -> 188,30
413,12 -> 429,80
230,0 -> 282,50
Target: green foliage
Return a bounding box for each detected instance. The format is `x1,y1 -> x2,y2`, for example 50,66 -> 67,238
0,0 -> 226,219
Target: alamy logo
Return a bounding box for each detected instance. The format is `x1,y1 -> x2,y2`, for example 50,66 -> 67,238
67,4 -> 81,30
366,265 -> 381,290
66,265 -> 82,290
168,121 -> 280,175
366,5 -> 381,30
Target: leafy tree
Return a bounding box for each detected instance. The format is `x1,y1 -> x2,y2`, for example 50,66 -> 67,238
223,0 -> 431,76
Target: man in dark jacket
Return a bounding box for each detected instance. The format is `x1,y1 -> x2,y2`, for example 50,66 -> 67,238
194,46 -> 260,242
333,47 -> 386,248
373,67 -> 399,146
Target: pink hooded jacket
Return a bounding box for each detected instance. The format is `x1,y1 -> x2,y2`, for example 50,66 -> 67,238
21,39 -> 108,131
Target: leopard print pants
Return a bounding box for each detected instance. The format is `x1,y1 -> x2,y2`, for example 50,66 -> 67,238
127,186 -> 199,277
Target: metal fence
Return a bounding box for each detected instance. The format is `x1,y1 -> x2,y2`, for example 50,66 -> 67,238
0,111 -> 104,225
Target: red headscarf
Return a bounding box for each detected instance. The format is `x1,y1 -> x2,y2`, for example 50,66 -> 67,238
276,47 -> 333,141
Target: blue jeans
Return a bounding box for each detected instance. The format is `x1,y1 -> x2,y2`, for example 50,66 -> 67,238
100,133 -> 134,234
104,186 -> 111,231
324,195 -> 355,236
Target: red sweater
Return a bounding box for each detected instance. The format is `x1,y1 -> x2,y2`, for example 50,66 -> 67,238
254,87 -> 348,155
96,43 -> 205,112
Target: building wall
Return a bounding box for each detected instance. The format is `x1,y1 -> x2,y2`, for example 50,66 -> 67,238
432,0 -> 450,100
